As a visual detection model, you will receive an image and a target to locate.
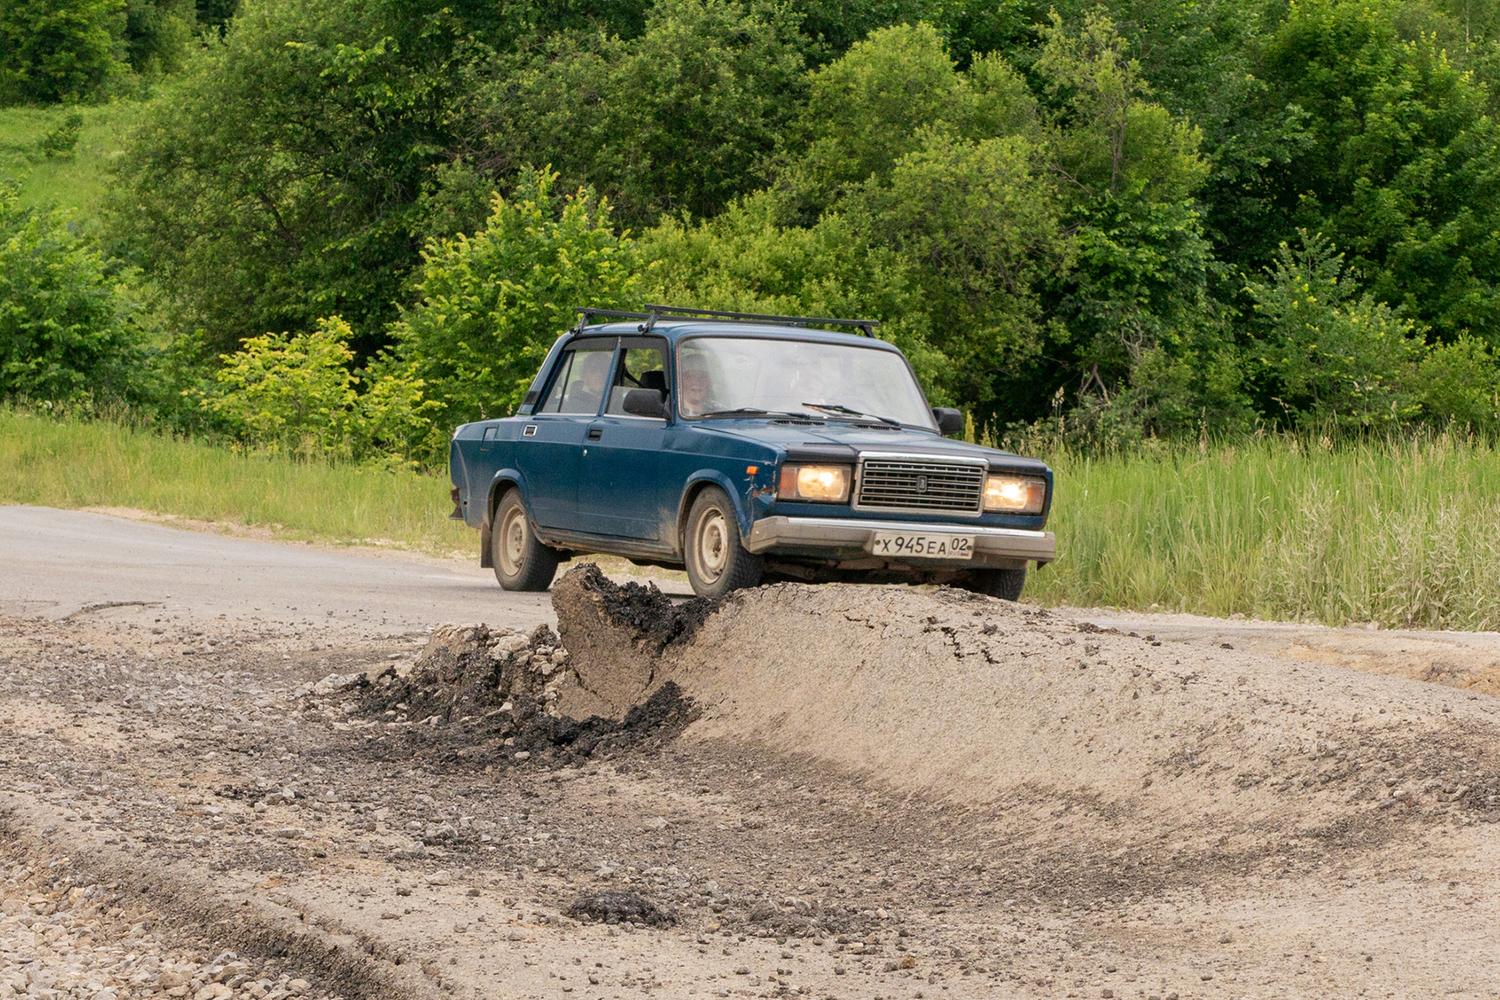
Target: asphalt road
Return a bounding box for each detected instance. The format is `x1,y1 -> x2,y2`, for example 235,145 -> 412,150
0,505 -> 561,633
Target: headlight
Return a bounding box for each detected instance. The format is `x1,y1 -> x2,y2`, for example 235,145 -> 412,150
984,474 -> 1047,513
778,464 -> 851,503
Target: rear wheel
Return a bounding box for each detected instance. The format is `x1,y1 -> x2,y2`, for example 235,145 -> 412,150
962,567 -> 1027,602
684,487 -> 764,598
491,490 -> 560,592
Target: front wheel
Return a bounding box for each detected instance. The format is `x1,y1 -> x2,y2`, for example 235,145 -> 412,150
491,490 -> 560,592
683,487 -> 764,598
961,567 -> 1027,602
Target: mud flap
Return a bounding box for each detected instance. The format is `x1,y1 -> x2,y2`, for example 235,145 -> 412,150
480,519 -> 493,568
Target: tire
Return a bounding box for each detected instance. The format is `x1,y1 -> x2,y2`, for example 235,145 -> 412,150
962,567 -> 1027,602
683,487 -> 764,598
491,490 -> 561,592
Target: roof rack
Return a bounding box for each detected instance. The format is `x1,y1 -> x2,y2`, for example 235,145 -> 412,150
574,304 -> 879,338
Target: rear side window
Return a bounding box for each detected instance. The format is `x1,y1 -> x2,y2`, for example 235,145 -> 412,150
539,342 -> 614,415
605,338 -> 668,415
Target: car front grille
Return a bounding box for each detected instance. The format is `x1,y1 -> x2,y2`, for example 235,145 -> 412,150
855,457 -> 986,515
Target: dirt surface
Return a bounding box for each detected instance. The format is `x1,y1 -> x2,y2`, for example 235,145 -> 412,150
4,508 -> 1500,998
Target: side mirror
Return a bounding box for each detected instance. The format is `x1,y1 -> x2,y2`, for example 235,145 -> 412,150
622,387 -> 669,419
933,407 -> 964,437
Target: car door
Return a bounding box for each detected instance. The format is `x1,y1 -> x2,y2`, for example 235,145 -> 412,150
573,335 -> 669,539
578,336 -> 671,540
518,338 -> 615,530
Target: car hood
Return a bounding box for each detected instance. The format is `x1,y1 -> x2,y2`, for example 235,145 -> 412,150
695,419 -> 1050,473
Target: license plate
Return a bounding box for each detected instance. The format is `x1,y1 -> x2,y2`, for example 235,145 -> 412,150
871,532 -> 974,560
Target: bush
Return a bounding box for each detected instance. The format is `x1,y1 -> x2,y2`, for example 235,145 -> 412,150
0,0 -> 126,104
37,111 -> 85,158
389,169 -> 640,436
1412,336 -> 1500,432
0,185 -> 144,405
204,316 -> 360,458
354,354 -> 442,467
1246,234 -> 1423,431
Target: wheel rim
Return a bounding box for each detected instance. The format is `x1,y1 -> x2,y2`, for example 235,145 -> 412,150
498,504 -> 528,577
693,509 -> 730,585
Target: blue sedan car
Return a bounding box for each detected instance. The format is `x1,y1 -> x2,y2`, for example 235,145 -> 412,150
449,306 -> 1056,599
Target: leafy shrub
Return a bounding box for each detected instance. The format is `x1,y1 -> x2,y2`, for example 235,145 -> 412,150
37,111 -> 85,158
205,317 -> 359,458
0,185 -> 144,405
1412,336 -> 1500,432
1246,234 -> 1423,431
354,355 -> 442,467
389,169 -> 640,436
0,0 -> 126,104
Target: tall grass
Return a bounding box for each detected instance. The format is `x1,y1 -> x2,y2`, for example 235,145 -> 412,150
4,411 -> 1498,629
1031,433 -> 1500,630
0,410 -> 471,556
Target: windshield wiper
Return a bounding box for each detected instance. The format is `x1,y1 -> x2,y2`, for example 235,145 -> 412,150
700,407 -> 821,421
801,402 -> 903,427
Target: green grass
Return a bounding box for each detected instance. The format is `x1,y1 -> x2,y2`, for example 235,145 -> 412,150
0,101 -> 144,222
5,411 -> 1499,630
0,410 -> 472,557
1030,434 -> 1500,630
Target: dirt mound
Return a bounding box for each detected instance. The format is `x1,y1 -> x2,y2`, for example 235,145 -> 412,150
328,569 -> 1500,861
549,564 -> 715,719
657,583 -> 1500,858
566,890 -> 677,928
339,615 -> 695,767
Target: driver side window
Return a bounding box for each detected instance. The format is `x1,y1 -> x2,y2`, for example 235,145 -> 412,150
605,339 -> 668,415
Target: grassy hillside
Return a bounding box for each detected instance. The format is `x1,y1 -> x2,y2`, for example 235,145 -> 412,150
5,411 -> 1498,629
0,101 -> 142,221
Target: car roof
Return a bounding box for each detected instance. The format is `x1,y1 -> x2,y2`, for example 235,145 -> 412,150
571,320 -> 904,351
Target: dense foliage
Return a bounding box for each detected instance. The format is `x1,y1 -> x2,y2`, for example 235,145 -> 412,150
3,0 -> 1498,462
0,185 -> 144,404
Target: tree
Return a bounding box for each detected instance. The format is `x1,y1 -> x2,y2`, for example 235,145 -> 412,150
467,0 -> 808,230
0,186 -> 143,404
123,0 -> 196,77
107,0 -> 511,355
388,170 -> 640,436
1015,12 -> 1245,439
787,22 -> 1038,208
1248,0 -> 1500,343
0,0 -> 125,104
844,134 -> 1067,420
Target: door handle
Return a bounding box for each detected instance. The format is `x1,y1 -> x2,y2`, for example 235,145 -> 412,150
586,428 -> 603,441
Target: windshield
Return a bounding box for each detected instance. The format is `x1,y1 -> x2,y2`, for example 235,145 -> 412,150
676,337 -> 936,429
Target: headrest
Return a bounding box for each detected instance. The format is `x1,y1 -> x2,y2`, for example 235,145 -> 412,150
639,370 -> 667,393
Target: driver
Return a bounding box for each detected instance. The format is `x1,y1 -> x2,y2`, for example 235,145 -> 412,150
677,354 -> 717,416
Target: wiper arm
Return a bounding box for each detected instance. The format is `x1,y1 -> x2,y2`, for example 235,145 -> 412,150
700,407 -> 820,420
801,402 -> 902,427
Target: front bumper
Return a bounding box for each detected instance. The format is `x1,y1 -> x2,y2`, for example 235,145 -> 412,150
744,515 -> 1055,569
